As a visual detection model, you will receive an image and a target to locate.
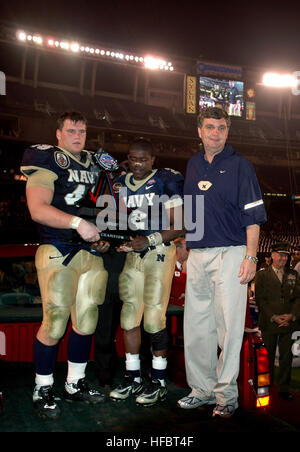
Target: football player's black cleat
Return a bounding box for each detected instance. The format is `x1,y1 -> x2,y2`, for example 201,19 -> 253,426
33,385 -> 61,420
63,378 -> 105,404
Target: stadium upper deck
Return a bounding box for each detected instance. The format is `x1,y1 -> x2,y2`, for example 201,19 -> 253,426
0,21 -> 300,180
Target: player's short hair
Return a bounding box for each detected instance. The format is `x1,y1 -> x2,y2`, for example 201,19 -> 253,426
57,111 -> 88,130
197,106 -> 231,128
129,138 -> 154,156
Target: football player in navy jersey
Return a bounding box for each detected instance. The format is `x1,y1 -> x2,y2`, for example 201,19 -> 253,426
21,112 -> 109,419
109,139 -> 184,406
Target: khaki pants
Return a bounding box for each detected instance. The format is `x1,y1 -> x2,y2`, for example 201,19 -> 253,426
184,246 -> 247,406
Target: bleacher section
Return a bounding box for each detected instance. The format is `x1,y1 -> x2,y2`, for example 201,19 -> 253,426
255,165 -> 298,193
1,82 -> 197,140
229,115 -> 300,151
3,82 -> 300,159
259,231 -> 300,254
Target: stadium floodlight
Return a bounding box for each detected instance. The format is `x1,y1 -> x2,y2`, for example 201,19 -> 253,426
17,31 -> 43,44
144,56 -> 167,70
70,43 -> 80,53
262,72 -> 298,88
60,41 -> 69,50
16,29 -> 175,71
17,31 -> 26,41
33,36 -> 43,44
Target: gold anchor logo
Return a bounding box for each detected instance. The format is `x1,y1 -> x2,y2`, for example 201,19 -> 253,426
198,181 -> 212,191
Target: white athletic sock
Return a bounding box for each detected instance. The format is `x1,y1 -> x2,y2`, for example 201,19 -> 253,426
125,353 -> 141,383
35,373 -> 54,388
66,361 -> 87,385
152,355 -> 167,386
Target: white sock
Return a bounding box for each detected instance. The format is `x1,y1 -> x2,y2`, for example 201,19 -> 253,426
152,355 -> 167,386
35,373 -> 54,388
67,361 -> 87,385
125,353 -> 141,383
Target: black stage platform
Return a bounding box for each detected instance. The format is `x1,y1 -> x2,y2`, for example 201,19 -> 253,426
1,303 -> 300,434
0,359 -> 300,433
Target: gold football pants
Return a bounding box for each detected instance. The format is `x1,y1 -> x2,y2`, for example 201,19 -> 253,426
119,243 -> 176,334
35,244 -> 108,339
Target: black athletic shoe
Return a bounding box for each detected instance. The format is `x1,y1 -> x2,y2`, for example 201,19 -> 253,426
63,378 -> 105,404
109,374 -> 144,401
33,385 -> 61,420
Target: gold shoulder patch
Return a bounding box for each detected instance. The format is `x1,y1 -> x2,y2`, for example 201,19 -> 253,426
198,181 -> 212,191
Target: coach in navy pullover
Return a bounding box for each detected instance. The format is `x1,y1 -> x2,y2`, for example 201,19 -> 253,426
178,107 -> 267,417
184,142 -> 267,249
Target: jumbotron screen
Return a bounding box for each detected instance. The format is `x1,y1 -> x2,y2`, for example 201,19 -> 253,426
199,76 -> 244,117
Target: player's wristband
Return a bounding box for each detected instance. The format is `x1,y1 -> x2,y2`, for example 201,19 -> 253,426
147,232 -> 163,247
69,216 -> 82,230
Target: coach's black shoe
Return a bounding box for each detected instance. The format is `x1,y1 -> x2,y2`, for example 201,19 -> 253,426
33,385 -> 61,420
63,378 -> 105,404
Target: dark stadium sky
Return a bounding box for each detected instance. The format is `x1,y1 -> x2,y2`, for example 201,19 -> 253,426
2,0 -> 300,71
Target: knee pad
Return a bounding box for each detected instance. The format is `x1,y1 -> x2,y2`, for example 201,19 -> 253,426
121,303 -> 139,331
74,256 -> 107,334
74,304 -> 99,335
149,328 -> 169,351
43,306 -> 70,340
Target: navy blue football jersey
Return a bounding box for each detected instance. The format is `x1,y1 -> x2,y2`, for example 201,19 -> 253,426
113,168 -> 184,236
21,144 -> 101,244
